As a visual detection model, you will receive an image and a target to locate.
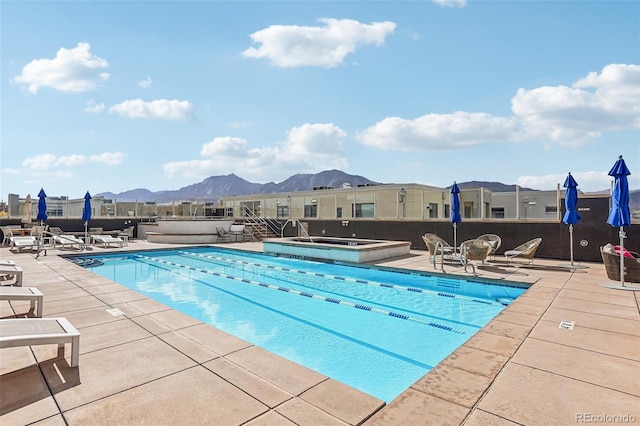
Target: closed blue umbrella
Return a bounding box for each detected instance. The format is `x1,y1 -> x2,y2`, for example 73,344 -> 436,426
563,173 -> 581,266
450,182 -> 461,253
36,188 -> 47,224
606,156 -> 631,287
82,192 -> 92,240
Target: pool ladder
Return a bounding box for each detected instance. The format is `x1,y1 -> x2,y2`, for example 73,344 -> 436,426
433,241 -> 474,274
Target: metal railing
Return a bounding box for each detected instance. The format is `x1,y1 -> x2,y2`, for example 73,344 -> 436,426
281,219 -> 312,241
241,206 -> 312,241
242,207 -> 282,240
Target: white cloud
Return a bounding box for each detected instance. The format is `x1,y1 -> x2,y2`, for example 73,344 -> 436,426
12,42 -> 109,94
283,123 -> 347,158
357,112 -> 519,150
108,99 -> 195,120
22,154 -> 58,170
138,75 -> 153,88
512,64 -> 640,145
432,0 -> 467,8
84,99 -> 105,113
21,152 -> 126,170
89,152 -> 127,165
1,168 -> 21,176
57,154 -> 87,167
163,123 -> 348,181
242,18 -> 396,68
358,64 -> 639,150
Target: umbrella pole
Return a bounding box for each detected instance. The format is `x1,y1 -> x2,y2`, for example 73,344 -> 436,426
453,223 -> 457,255
619,227 -> 626,287
569,224 -> 574,266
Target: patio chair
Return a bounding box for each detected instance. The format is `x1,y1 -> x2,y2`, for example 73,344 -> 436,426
242,226 -> 255,242
54,234 -> 85,250
600,243 -> 640,283
1,226 -> 14,246
477,234 -> 502,259
460,239 -> 493,273
48,227 -> 63,235
422,233 -> 455,259
122,225 -> 135,239
216,227 -> 232,243
92,235 -> 124,248
30,225 -> 48,237
88,227 -> 104,236
0,317 -> 80,367
504,238 -> 543,265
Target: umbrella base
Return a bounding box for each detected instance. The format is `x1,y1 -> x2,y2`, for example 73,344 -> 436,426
554,263 -> 589,270
600,282 -> 640,291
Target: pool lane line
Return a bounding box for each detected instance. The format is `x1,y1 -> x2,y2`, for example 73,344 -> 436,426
134,256 -> 435,371
137,254 -> 466,335
183,252 -> 485,331
178,251 -> 502,307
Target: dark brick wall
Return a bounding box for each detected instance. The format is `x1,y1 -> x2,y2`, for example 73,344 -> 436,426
303,197 -> 636,263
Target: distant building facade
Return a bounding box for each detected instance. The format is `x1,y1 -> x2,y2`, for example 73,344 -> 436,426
8,184 -> 620,223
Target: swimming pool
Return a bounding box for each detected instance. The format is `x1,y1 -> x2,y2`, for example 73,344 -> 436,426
69,247 -> 527,402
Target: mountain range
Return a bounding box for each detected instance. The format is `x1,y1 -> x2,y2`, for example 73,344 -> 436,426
96,170 -> 377,202
96,169 -> 639,210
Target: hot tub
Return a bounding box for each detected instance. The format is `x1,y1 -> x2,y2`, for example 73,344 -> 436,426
262,237 -> 411,263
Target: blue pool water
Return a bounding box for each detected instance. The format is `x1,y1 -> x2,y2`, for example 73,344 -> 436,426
70,247 -> 527,402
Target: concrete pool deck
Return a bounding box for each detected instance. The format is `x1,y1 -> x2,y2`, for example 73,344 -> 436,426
1,241 -> 638,425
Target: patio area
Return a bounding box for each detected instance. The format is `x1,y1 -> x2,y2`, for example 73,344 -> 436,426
1,241 -> 638,425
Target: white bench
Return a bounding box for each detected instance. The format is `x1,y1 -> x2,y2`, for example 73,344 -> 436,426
0,287 -> 44,317
0,265 -> 23,286
0,317 -> 80,367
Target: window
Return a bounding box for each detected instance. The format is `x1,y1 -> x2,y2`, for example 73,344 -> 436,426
354,203 -> 374,218
277,206 -> 289,218
242,201 -> 261,217
336,207 -> 342,218
444,204 -> 450,218
463,202 -> 473,218
428,203 -> 438,218
491,207 -> 505,219
304,204 -> 317,218
225,208 -> 234,217
47,206 -> 64,217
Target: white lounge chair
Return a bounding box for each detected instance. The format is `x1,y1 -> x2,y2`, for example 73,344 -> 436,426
0,317 -> 80,367
54,234 -> 85,250
0,265 -> 23,286
0,287 -> 44,317
10,236 -> 40,253
92,235 -> 124,248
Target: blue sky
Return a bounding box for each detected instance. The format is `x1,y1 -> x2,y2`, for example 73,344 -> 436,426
2,0 -> 639,201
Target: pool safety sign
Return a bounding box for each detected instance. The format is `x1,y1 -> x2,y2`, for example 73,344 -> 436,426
559,319 -> 575,330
